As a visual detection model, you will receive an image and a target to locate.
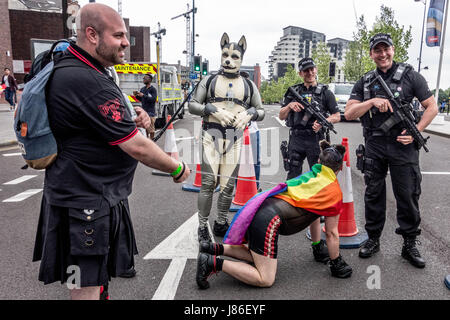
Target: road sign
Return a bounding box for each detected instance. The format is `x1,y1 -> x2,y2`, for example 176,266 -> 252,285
189,72 -> 198,80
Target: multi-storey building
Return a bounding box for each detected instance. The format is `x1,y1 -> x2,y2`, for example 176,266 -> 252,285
327,37 -> 351,83
268,26 -> 326,80
267,26 -> 352,83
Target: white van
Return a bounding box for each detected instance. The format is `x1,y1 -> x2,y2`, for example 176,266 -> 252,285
328,83 -> 354,121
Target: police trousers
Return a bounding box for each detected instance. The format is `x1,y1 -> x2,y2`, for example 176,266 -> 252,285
363,135 -> 422,239
286,129 -> 321,180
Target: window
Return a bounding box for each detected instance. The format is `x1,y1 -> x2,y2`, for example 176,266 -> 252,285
130,36 -> 136,46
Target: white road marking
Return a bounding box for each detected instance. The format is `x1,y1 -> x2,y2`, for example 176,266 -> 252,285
274,116 -> 286,127
3,175 -> 37,185
2,153 -> 22,157
2,189 -> 42,202
387,171 -> 450,175
152,258 -> 187,300
144,212 -> 213,300
421,172 -> 450,175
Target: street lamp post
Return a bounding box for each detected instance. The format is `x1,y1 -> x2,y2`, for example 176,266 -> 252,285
415,0 -> 427,72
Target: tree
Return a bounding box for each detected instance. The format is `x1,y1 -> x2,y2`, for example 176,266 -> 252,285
312,42 -> 332,84
343,5 -> 413,81
343,15 -> 371,82
260,64 -> 302,104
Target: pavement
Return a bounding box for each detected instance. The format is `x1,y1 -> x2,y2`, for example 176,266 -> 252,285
1,102 -> 450,147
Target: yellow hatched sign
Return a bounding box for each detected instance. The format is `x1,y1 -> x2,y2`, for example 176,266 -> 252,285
114,64 -> 157,74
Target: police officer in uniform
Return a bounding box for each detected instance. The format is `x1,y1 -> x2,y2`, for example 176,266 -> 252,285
279,57 -> 340,262
345,33 -> 438,268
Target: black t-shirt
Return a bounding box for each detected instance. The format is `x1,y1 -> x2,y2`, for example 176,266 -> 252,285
350,62 -> 432,103
45,44 -> 138,209
350,62 -> 432,129
282,83 -> 339,129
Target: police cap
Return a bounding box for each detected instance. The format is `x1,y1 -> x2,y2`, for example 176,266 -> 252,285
369,33 -> 393,50
298,57 -> 316,71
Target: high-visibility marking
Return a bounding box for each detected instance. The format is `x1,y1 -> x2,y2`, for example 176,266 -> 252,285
2,153 -> 22,157
3,175 -> 37,185
128,95 -> 138,103
2,189 -> 42,202
114,63 -> 157,74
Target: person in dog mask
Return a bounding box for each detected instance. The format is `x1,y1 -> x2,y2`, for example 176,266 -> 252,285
279,57 -> 340,263
189,33 -> 265,242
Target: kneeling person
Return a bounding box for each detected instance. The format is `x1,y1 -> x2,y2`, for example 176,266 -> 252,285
196,141 -> 352,289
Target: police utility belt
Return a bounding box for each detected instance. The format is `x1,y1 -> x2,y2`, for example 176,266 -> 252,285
290,127 -> 316,136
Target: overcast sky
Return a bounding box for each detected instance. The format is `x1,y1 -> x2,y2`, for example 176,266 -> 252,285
78,0 -> 450,90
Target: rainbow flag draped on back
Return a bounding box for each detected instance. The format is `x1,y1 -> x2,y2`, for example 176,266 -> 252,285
224,164 -> 343,245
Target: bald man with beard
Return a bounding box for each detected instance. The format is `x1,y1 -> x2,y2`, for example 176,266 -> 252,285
32,3 -> 190,300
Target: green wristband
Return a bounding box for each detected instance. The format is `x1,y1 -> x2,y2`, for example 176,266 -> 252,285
171,163 -> 182,177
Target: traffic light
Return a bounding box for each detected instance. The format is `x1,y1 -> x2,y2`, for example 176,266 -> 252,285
329,62 -> 336,77
194,55 -> 202,72
202,61 -> 208,75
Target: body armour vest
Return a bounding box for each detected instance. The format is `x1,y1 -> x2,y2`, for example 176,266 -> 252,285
360,62 -> 412,129
285,84 -> 326,128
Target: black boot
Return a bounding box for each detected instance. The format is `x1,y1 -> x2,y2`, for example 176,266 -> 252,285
329,255 -> 352,278
359,238 -> 380,258
196,253 -> 218,289
118,266 -> 137,278
198,226 -> 211,243
401,237 -> 426,268
213,220 -> 229,237
200,241 -> 224,256
312,240 -> 330,263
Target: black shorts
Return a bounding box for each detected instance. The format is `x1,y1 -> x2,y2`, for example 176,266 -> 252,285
246,198 -> 320,259
32,194 -> 138,287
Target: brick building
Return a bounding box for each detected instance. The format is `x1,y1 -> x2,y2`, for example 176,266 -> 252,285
0,1 -> 13,73
3,0 -> 150,84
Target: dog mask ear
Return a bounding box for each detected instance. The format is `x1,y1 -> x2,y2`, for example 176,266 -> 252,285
238,35 -> 247,54
220,33 -> 230,49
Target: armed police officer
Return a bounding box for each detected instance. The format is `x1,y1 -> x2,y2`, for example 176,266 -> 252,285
345,33 -> 438,268
279,57 -> 340,263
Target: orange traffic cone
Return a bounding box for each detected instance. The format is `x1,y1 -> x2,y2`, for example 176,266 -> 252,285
153,115 -> 179,176
229,128 -> 258,212
333,137 -> 368,248
181,134 -> 221,193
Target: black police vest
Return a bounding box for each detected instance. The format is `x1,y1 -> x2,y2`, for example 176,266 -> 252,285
360,63 -> 412,129
285,84 -> 326,128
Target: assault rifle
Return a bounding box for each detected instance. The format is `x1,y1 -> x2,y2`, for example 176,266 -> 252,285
370,74 -> 430,152
287,87 -> 337,134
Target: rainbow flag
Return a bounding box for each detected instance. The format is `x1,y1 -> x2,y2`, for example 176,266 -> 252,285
224,164 -> 343,245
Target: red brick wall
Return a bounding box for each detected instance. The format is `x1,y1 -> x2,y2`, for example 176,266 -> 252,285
130,26 -> 150,62
0,1 -> 13,71
9,9 -> 64,83
9,9 -> 64,61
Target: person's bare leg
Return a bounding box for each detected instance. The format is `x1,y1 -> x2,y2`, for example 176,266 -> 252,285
309,218 -> 321,243
222,250 -> 277,287
223,244 -> 253,263
70,286 -> 101,300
